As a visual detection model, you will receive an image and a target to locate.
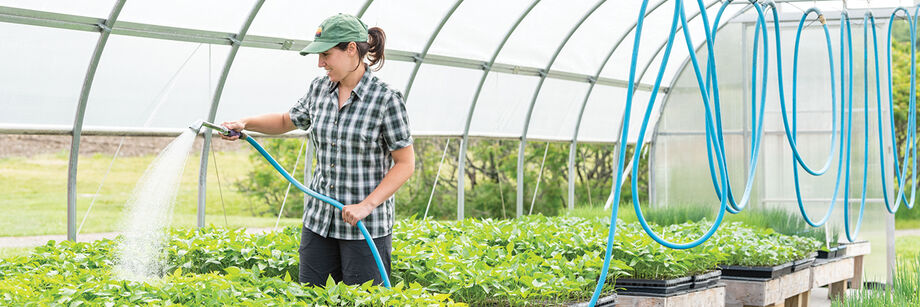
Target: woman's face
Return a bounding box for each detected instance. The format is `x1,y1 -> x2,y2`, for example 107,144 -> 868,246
318,43 -> 358,83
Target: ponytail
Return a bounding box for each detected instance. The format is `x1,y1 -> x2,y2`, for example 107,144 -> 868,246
333,27 -> 386,71
365,27 -> 386,71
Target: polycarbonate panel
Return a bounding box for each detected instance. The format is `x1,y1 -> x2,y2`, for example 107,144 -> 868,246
217,48 -> 318,125
118,0 -> 256,33
427,0 -> 533,61
360,0 -> 456,53
404,64 -> 483,135
494,0 -> 600,68
468,72 -> 540,136
553,1 -> 644,74
84,36 -> 229,128
526,79 -> 589,140
0,23 -> 98,125
0,0 -> 116,17
763,23 -> 848,134
247,0 -> 365,39
655,13 -> 893,280
651,133 -> 747,207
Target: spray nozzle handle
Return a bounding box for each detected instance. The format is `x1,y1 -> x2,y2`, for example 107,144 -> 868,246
226,129 -> 242,138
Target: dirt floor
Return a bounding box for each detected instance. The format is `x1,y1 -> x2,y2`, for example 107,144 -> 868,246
0,134 -> 248,158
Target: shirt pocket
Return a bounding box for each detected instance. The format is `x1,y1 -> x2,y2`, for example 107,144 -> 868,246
355,120 -> 381,155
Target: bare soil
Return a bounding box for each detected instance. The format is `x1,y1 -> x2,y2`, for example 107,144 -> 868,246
0,134 -> 248,158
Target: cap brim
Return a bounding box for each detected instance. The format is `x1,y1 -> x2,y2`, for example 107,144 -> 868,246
299,41 -> 337,55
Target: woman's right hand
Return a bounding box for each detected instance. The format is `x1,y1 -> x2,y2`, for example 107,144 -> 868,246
220,121 -> 245,141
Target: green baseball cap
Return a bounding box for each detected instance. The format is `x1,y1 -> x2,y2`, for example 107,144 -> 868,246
300,14 -> 369,55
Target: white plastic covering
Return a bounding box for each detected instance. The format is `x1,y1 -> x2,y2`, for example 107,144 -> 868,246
0,1 -> 910,143
0,0 -> 745,144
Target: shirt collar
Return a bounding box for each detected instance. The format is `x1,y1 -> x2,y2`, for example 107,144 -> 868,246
327,65 -> 373,101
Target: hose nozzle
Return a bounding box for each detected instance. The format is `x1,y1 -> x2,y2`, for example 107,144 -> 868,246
188,119 -> 243,138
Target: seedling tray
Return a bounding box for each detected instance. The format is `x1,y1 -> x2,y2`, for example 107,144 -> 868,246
690,270 -> 721,289
818,246 -> 841,259
792,253 -> 817,272
836,244 -> 848,257
568,293 -> 617,307
720,262 -> 793,280
616,276 -> 692,296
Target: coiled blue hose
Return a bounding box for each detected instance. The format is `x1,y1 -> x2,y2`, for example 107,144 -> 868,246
591,2 -> 920,306
242,135 -> 392,288
788,7 -> 846,228
705,0 -> 769,214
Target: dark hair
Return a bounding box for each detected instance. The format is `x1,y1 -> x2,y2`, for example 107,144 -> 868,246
334,27 -> 386,71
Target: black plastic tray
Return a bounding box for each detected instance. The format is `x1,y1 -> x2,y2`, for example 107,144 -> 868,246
616,276 -> 692,296
720,261 -> 793,280
792,253 -> 817,272
567,293 -> 617,307
836,244 -> 848,257
691,270 -> 721,289
818,246 -> 841,259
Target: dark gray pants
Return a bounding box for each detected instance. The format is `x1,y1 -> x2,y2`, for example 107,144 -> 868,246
298,227 -> 392,287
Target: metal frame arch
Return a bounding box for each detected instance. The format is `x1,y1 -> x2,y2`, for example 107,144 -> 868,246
565,0 -> 671,210
402,0 -> 464,101
66,0 -> 127,242
515,0 -> 607,217
357,0 -> 374,18
456,0 -> 541,220
566,0 -> 726,210
196,0 -> 266,228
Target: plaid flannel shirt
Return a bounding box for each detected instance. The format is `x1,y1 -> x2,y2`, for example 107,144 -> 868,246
289,68 -> 412,240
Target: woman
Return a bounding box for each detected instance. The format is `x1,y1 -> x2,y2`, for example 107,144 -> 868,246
220,13 -> 414,287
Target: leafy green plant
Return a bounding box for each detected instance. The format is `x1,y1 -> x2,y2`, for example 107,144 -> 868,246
637,203 -> 715,226
0,216 -> 826,305
664,221 -> 821,267
726,206 -> 828,248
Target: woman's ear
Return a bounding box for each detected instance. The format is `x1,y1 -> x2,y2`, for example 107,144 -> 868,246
348,42 -> 358,56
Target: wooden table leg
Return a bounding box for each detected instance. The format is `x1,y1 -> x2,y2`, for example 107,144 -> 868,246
828,280 -> 848,301
784,291 -> 809,307
850,255 -> 864,290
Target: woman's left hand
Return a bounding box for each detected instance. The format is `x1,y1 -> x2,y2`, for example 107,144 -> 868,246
342,202 -> 375,226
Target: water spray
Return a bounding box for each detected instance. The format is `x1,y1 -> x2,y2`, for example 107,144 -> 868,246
189,119 -> 392,288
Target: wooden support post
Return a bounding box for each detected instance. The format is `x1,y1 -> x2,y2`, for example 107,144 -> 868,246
850,255 -> 864,289
784,291 -> 809,307
828,280 -> 848,300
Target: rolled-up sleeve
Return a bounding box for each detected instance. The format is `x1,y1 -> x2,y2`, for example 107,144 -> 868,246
289,80 -> 316,130
381,91 -> 413,151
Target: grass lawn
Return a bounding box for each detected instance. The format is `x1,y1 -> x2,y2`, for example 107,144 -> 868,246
896,218 -> 920,230
0,247 -> 33,259
1,150 -> 301,237
896,235 -> 920,258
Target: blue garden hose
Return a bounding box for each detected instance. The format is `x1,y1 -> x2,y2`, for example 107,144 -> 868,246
590,2 -> 920,306
189,121 -> 392,289
242,135 -> 392,288
705,0 -> 770,214
887,7 -> 919,213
